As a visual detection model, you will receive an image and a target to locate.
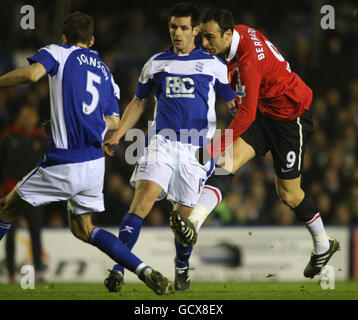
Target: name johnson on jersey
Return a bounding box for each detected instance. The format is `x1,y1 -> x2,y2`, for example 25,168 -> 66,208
76,52 -> 109,81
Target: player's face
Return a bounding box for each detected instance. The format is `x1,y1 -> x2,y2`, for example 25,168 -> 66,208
201,20 -> 229,56
169,16 -> 199,54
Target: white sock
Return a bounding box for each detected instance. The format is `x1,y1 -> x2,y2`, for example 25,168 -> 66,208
189,185 -> 222,232
304,213 -> 330,255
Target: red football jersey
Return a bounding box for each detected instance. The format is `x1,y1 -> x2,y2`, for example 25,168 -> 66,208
210,25 -> 313,158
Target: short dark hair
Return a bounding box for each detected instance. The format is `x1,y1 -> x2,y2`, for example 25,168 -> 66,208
62,11 -> 94,45
202,8 -> 235,35
168,2 -> 200,27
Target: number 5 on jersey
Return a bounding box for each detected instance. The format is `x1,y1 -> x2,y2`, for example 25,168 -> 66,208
83,70 -> 101,115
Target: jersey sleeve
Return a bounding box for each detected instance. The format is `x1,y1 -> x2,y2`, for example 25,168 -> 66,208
27,45 -> 60,77
209,62 -> 262,158
213,59 -> 236,102
135,59 -> 155,100
103,74 -> 120,117
214,62 -> 236,102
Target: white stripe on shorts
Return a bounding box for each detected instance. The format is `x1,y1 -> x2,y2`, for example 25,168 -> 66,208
297,117 -> 303,171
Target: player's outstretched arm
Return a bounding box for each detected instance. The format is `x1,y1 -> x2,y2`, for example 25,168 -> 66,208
104,115 -> 120,132
0,62 -> 46,87
103,96 -> 146,156
116,96 -> 147,136
103,115 -> 120,156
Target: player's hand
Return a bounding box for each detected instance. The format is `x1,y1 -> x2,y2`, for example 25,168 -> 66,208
103,130 -> 121,156
227,99 -> 238,116
195,146 -> 212,165
41,120 -> 52,138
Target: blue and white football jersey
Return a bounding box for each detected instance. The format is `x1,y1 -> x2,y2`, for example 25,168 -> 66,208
136,47 -> 235,146
27,44 -> 120,166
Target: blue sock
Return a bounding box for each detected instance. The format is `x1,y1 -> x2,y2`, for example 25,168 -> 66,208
174,238 -> 193,268
113,213 -> 143,274
0,220 -> 12,241
90,227 -> 147,277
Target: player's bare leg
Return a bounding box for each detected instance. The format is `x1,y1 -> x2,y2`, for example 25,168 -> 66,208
220,137 -> 256,174
170,137 -> 256,248
128,179 -> 163,219
68,211 -> 174,295
0,189 -> 34,241
68,211 -> 126,292
168,138 -> 254,290
67,211 -> 95,243
275,175 -> 340,278
274,175 -> 305,208
192,137 -> 255,230
104,179 -> 163,292
173,204 -> 192,217
0,189 -> 33,223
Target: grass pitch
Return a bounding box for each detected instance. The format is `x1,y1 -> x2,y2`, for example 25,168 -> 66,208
0,281 -> 357,300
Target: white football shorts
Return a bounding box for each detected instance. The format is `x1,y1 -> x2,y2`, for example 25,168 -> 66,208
16,157 -> 105,215
130,134 -> 214,207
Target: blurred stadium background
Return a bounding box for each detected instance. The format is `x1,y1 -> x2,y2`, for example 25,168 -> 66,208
0,0 -> 357,286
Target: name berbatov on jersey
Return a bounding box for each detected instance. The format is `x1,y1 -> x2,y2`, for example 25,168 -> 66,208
248,28 -> 265,61
210,24 -> 313,157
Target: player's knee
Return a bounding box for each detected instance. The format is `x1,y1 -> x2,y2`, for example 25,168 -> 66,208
68,211 -> 95,243
70,227 -> 90,243
277,190 -> 303,209
69,222 -> 92,243
130,181 -> 162,217
0,190 -> 32,222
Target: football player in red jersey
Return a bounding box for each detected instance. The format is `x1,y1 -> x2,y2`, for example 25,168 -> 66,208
169,8 -> 340,278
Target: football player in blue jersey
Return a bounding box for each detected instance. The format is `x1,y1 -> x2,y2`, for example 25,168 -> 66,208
103,2 -> 236,292
0,11 -> 174,295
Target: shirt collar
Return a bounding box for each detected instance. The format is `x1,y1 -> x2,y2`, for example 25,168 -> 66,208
169,46 -> 201,56
226,29 -> 240,62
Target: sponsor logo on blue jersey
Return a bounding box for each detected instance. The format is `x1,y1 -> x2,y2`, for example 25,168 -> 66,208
166,76 -> 195,98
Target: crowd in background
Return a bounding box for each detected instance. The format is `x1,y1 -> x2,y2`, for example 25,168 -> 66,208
0,0 -> 357,229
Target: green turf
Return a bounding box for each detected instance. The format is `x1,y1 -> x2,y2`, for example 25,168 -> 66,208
0,281 -> 358,300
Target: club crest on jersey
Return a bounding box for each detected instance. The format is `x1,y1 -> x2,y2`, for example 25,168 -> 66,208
166,76 -> 195,98
195,62 -> 204,72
